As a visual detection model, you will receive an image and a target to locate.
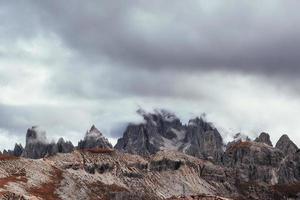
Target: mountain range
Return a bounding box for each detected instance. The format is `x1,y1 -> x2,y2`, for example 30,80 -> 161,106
0,109 -> 299,199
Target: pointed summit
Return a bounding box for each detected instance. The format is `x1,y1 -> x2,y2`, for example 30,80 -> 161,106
90,124 -> 97,132
254,132 -> 273,146
57,137 -> 74,153
13,143 -> 24,156
276,134 -> 298,155
78,125 -> 112,149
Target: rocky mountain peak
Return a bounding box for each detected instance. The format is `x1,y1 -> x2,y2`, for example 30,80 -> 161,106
22,127 -> 58,159
26,126 -> 47,144
137,108 -> 181,128
57,137 -> 74,153
89,124 -> 98,132
78,125 -> 112,149
85,125 -> 105,139
115,109 -> 224,162
187,116 -> 214,131
13,143 -> 24,156
21,127 -> 75,159
254,132 -> 273,146
276,134 -> 298,155
185,116 -> 223,162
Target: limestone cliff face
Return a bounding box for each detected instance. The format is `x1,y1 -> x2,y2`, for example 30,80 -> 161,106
224,140 -> 284,184
184,117 -> 224,162
278,150 -> 300,184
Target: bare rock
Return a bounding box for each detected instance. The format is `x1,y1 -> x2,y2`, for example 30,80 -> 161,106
57,137 -> 74,153
13,143 -> 24,156
78,125 -> 112,149
255,132 -> 273,146
115,109 -> 224,163
275,134 -> 298,155
22,126 -> 58,159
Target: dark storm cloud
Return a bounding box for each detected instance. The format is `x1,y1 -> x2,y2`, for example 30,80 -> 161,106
1,0 -> 300,100
18,0 -> 300,76
2,0 -> 300,149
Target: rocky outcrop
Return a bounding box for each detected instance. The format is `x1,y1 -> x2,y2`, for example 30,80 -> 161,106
21,127 -> 56,159
115,109 -> 183,156
21,126 -> 72,159
78,125 -> 112,150
0,144 -> 24,157
224,141 -> 284,183
114,123 -> 160,155
184,117 -> 224,162
254,132 -> 273,146
2,150 -> 9,155
1,129 -> 300,199
57,138 -> 74,153
12,143 -> 24,156
115,109 -> 224,163
276,134 -> 298,155
278,150 -> 300,184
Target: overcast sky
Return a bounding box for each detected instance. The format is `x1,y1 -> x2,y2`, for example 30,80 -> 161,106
1,0 -> 300,150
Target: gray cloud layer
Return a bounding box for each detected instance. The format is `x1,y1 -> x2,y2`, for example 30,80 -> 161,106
1,0 -> 300,149
22,1 -> 300,74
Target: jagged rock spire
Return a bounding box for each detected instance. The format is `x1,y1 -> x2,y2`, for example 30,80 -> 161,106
57,137 -> 74,153
78,125 -> 112,149
276,134 -> 298,155
254,132 -> 273,146
22,126 -> 74,159
13,143 -> 24,156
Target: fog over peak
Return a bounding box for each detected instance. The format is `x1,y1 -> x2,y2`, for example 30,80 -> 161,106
1,0 -> 300,150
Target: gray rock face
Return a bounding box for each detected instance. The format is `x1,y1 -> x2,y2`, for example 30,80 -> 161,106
275,134 -> 298,155
78,125 -> 112,149
278,150 -> 300,184
254,132 -> 273,146
13,143 -> 24,156
115,109 -> 177,156
22,126 -> 58,159
184,117 -> 224,162
57,138 -> 74,153
114,123 -> 160,155
115,109 -> 224,162
2,150 -> 9,155
1,144 -> 24,157
224,141 -> 284,183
